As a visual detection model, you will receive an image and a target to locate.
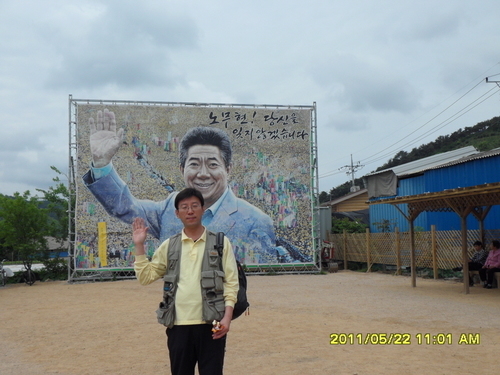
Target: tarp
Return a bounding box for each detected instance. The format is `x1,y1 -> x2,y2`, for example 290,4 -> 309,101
366,170 -> 398,198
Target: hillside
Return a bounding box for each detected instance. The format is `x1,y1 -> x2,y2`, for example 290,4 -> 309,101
321,116 -> 500,202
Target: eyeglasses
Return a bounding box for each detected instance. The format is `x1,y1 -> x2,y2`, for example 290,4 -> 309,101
178,203 -> 202,212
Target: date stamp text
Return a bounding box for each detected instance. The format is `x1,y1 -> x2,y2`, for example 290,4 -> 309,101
329,333 -> 480,345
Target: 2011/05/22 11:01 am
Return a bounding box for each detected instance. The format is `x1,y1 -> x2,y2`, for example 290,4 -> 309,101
329,333 -> 481,345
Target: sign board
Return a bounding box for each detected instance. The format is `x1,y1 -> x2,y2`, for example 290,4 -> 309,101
72,101 -> 317,270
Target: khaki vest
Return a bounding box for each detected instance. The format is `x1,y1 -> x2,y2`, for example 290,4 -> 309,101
156,231 -> 226,328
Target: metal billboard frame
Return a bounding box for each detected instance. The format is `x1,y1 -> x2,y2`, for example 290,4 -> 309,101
68,95 -> 320,281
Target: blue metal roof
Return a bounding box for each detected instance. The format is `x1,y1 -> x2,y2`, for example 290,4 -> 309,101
369,148 -> 500,232
364,146 -> 478,179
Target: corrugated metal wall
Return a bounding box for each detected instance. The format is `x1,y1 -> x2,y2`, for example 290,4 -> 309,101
425,156 -> 500,191
369,155 -> 500,232
370,175 -> 427,232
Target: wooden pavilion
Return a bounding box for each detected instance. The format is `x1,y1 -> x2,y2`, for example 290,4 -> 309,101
369,181 -> 500,294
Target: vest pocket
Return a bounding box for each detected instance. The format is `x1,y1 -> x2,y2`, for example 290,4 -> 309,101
156,301 -> 175,328
201,270 -> 226,322
201,270 -> 225,291
214,270 -> 225,291
201,270 -> 216,288
203,295 -> 225,322
157,274 -> 177,328
162,274 -> 177,293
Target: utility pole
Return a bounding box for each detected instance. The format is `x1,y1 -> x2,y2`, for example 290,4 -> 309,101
339,154 -> 364,192
486,76 -> 500,88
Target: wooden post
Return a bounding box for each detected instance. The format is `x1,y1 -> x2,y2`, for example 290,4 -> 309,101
343,229 -> 347,270
479,220 -> 485,247
410,220 -> 416,287
461,216 -> 469,294
366,228 -> 371,272
326,232 -> 332,260
431,225 -> 438,279
395,227 -> 401,275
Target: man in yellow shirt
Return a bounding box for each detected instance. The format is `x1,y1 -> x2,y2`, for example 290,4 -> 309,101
133,187 -> 239,375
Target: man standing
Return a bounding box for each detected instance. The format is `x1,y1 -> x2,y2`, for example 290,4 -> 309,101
83,109 -> 283,263
133,188 -> 238,375
479,240 -> 500,289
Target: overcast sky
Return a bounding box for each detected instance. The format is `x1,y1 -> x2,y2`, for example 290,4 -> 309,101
1,0 -> 499,197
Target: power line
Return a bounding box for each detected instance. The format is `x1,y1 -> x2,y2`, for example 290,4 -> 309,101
361,80 -> 486,165
319,64 -> 500,178
319,76 -> 500,179
318,169 -> 345,179
359,90 -> 498,168
362,85 -> 500,166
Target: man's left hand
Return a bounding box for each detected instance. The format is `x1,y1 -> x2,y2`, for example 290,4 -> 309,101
212,316 -> 231,339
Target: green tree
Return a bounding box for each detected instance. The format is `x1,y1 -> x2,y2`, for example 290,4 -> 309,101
319,191 -> 330,203
36,166 -> 72,242
331,217 -> 367,234
0,191 -> 52,262
329,178 -> 365,201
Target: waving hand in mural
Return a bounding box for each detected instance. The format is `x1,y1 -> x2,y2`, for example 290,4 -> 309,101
89,109 -> 124,168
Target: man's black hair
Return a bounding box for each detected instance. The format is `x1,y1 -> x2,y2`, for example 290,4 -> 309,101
179,127 -> 232,168
174,188 -> 205,210
473,241 -> 483,247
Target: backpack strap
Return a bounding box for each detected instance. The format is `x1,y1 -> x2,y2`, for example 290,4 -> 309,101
215,232 -> 225,257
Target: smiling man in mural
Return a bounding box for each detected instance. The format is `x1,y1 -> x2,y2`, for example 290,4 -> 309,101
82,109 -> 303,264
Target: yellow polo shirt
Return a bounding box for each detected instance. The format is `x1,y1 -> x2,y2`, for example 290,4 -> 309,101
134,228 -> 238,325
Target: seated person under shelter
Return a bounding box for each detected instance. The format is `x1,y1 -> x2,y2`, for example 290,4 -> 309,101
479,240 -> 500,289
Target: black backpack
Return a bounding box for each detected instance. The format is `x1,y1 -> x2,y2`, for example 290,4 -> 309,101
216,232 -> 249,319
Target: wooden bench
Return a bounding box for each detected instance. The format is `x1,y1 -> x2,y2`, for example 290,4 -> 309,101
469,270 -> 500,287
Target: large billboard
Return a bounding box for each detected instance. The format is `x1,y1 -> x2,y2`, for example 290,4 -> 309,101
73,101 -> 316,272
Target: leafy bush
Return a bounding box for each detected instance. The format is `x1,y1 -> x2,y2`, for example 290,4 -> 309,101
38,257 -> 67,281
331,218 -> 367,234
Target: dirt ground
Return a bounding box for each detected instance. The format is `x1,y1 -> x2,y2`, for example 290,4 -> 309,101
1,270 -> 498,374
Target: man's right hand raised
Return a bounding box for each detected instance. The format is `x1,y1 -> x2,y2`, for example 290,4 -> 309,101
132,217 -> 148,256
89,109 -> 124,168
